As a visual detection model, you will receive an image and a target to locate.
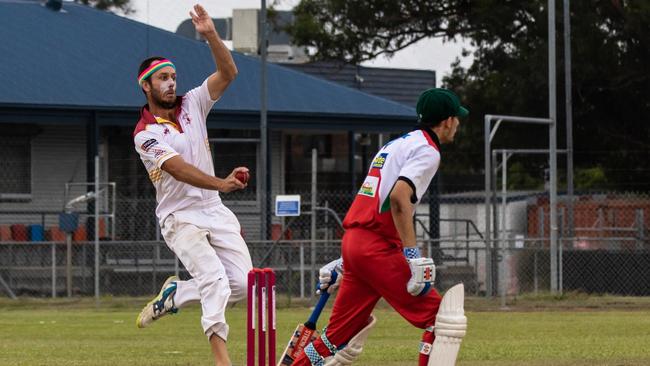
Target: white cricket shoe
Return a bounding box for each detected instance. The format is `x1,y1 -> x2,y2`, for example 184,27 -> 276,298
136,275 -> 179,328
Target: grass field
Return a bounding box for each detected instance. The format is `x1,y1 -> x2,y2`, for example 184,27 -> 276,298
1,294 -> 649,366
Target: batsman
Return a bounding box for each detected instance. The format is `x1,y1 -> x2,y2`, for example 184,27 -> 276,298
291,88 -> 469,366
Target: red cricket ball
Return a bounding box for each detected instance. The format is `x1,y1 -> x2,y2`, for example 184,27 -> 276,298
235,171 -> 249,184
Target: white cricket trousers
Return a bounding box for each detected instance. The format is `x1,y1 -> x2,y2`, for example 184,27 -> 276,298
160,203 -> 253,341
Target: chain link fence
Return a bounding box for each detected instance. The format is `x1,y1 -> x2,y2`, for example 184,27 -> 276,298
0,155 -> 649,301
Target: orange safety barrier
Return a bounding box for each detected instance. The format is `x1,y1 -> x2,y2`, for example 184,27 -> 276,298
0,225 -> 11,241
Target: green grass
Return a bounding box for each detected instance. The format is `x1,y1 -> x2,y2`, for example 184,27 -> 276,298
0,296 -> 649,365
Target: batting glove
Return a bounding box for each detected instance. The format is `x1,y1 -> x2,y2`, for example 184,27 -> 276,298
404,247 -> 435,297
317,257 -> 343,295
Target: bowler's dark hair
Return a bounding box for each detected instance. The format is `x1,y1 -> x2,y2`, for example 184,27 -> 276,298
138,56 -> 166,95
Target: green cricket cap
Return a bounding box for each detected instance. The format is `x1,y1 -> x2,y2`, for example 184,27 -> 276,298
416,88 -> 469,125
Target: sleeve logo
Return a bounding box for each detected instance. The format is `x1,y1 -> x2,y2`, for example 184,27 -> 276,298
141,138 -> 158,152
358,176 -> 379,197
151,147 -> 167,158
371,153 -> 388,169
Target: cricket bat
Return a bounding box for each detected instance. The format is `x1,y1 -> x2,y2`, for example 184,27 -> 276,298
277,271 -> 338,366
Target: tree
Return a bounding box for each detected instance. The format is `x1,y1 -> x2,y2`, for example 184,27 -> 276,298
77,0 -> 132,14
285,0 -> 473,64
288,0 -> 650,191
443,1 -> 649,191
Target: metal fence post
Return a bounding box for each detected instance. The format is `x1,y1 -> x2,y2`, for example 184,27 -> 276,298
500,150 -> 508,307
534,247 -> 539,295
66,233 -> 72,297
153,243 -> 159,293
94,155 -> 100,301
548,0 -> 559,295
299,242 -> 305,298
484,116 -> 492,297
310,148 -> 317,298
636,209 -> 644,250
51,242 -> 56,298
559,208 -> 564,294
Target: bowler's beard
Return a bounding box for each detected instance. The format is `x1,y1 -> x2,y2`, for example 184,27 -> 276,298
151,87 -> 176,110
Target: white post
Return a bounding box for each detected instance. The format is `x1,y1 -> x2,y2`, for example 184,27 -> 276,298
484,116 -> 493,297
324,201 -> 330,241
299,244 -> 305,298
66,233 -> 72,297
52,242 -> 57,298
548,0 -> 559,294
500,151 -> 508,308
259,0 -> 269,241
94,155 -> 100,301
564,0 -> 574,240
637,209 -> 645,250
311,148 -> 317,298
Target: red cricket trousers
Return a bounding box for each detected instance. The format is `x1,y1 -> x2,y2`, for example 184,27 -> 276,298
292,228 -> 442,365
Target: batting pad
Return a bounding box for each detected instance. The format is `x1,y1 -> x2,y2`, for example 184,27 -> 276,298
428,283 -> 467,366
324,314 -> 377,366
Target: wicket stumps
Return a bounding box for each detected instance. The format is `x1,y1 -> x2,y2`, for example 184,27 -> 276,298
247,268 -> 276,366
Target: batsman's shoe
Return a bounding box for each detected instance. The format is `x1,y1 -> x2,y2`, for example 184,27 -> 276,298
136,275 -> 179,328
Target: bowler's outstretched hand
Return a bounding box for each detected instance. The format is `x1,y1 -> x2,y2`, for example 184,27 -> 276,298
190,4 -> 216,36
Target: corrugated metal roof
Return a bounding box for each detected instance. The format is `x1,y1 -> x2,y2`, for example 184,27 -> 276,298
0,0 -> 414,120
282,62 -> 436,106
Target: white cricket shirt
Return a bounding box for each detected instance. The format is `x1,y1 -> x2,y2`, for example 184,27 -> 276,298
342,128 -> 441,242
133,79 -> 220,222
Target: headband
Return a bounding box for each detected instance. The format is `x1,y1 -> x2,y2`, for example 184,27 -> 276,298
138,59 -> 176,86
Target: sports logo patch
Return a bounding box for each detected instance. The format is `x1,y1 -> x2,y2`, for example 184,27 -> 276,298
151,147 -> 167,158
424,267 -> 433,281
358,176 -> 379,197
141,138 -> 158,152
371,153 -> 388,169
419,341 -> 432,355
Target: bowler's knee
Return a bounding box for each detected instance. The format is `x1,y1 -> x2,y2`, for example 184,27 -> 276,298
201,269 -> 232,298
227,269 -> 248,302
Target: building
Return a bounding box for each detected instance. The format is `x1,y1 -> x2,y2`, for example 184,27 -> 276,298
174,9 -> 437,107
0,0 -> 417,243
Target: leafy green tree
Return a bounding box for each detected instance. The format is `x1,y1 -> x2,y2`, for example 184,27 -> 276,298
285,0 -> 473,64
574,167 -> 608,190
507,162 -> 544,191
443,1 -> 649,191
288,0 -> 650,191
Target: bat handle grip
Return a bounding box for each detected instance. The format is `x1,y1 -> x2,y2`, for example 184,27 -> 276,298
315,270 -> 338,292
308,271 -> 338,326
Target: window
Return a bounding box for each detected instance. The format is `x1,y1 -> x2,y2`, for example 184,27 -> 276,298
0,135 -> 31,198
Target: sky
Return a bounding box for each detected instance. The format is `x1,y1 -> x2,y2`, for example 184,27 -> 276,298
117,0 -> 472,86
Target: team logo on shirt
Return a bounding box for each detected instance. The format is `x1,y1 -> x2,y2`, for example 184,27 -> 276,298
141,138 -> 158,152
358,176 -> 379,197
151,147 -> 166,158
371,153 -> 388,169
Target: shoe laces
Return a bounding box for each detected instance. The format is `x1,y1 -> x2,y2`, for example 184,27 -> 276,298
153,282 -> 178,317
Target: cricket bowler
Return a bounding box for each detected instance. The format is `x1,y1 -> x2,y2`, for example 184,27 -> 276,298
132,5 -> 252,366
